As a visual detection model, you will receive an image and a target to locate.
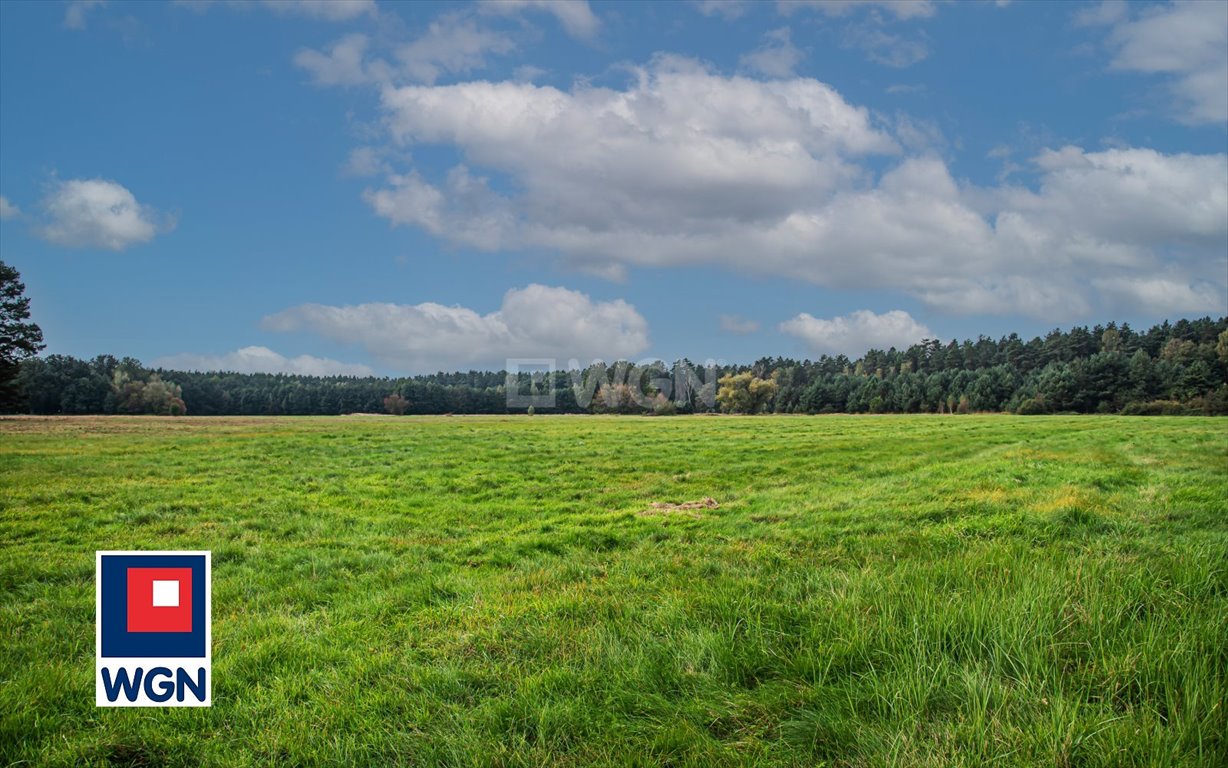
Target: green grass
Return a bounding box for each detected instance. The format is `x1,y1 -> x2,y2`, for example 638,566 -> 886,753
1,414 -> 1226,767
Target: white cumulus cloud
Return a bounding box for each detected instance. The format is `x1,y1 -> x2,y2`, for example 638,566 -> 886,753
38,178 -> 171,251
262,284 -> 650,373
780,309 -> 932,356
368,57 -> 896,253
1001,146 -> 1228,256
354,57 -> 1227,319
0,196 -> 19,220
155,346 -> 375,376
1088,0 -> 1228,124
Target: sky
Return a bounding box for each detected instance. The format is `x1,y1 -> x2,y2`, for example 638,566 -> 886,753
0,0 -> 1225,376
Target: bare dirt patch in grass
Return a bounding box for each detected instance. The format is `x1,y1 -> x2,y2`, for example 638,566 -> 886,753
639,497 -> 720,518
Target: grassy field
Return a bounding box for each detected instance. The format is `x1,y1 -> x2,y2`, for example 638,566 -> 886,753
1,415 -> 1225,767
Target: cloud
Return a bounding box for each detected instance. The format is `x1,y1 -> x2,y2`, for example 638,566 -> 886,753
780,309 -> 932,356
363,166 -> 514,251
261,0 -> 375,20
892,112 -> 947,153
1092,275 -> 1224,316
296,14 -> 518,87
513,64 -> 547,82
38,178 -> 171,251
154,346 -> 375,376
842,25 -> 929,68
719,314 -> 760,335
370,58 -> 896,251
341,146 -> 387,176
0,196 -> 19,220
779,1 -> 936,21
1073,0 -> 1128,28
693,0 -> 749,20
175,0 -> 376,20
478,0 -> 600,40
396,15 -> 516,84
262,284 -> 650,372
908,276 -> 1093,319
1088,0 -> 1228,124
778,0 -> 933,68
740,28 -> 804,78
1007,146 -> 1228,252
345,56 -> 1224,320
294,33 -> 375,86
64,0 -> 106,29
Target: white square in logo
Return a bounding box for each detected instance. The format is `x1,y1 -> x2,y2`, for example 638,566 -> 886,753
152,580 -> 180,607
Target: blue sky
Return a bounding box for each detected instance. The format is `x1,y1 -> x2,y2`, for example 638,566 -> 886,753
1,0 -> 1225,376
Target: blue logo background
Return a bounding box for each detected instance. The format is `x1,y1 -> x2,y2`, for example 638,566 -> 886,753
100,554 -> 207,658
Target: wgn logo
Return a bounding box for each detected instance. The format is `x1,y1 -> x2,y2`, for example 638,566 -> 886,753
96,551 -> 211,707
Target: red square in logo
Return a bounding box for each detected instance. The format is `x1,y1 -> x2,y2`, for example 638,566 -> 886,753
127,568 -> 193,633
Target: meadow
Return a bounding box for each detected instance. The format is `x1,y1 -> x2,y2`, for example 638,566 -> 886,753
0,414 -> 1225,767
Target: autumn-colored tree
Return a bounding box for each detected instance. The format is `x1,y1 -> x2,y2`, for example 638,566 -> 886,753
109,371 -> 186,415
716,372 -> 778,414
1160,338 -> 1196,363
651,392 -> 677,416
383,393 -> 409,415
1099,326 -> 1121,353
593,382 -> 640,414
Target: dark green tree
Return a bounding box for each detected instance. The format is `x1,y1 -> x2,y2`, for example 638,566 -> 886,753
1,260 -> 45,411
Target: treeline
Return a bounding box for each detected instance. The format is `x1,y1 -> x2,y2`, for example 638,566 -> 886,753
17,356 -> 187,416
9,317 -> 1228,416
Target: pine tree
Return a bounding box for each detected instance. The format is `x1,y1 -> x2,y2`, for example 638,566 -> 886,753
1,260 -> 45,411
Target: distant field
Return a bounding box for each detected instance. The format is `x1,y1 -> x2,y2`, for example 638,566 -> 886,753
1,415 -> 1225,767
